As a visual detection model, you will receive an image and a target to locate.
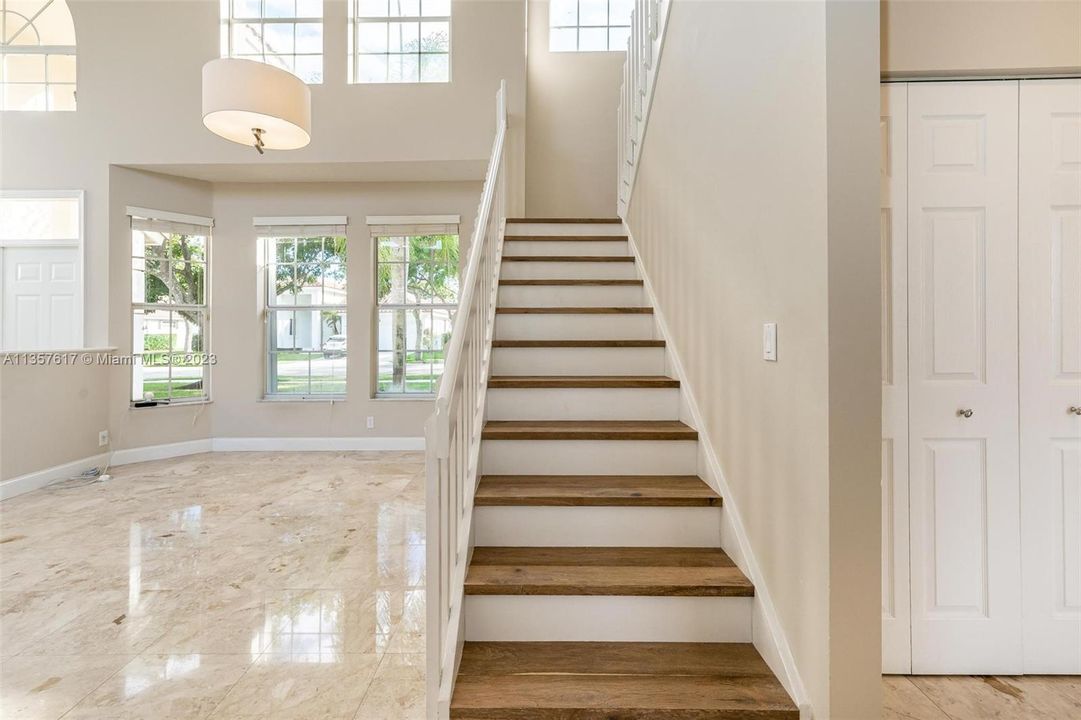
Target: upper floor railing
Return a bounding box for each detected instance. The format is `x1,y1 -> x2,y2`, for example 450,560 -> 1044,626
617,0 -> 671,217
424,79 -> 507,719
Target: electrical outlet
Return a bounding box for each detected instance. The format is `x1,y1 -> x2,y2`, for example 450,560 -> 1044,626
763,322 -> 778,362
98,430 -> 110,447
366,416 -> 375,430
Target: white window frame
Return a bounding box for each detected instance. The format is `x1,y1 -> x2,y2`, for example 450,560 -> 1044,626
0,189 -> 84,350
348,0 -> 451,84
369,215 -> 460,398
220,0 -> 324,84
1,0 -> 78,111
128,208 -> 213,407
549,0 -> 632,53
258,215 -> 349,401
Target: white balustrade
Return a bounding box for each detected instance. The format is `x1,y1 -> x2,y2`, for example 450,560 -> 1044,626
424,79 -> 507,719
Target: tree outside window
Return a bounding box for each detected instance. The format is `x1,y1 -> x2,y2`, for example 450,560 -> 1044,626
375,234 -> 459,395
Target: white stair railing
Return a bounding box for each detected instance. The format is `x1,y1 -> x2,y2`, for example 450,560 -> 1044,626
425,79 -> 507,719
617,0 -> 671,217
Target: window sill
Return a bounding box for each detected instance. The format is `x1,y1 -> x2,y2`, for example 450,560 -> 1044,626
371,395 -> 437,402
259,396 -> 346,403
129,399 -> 212,410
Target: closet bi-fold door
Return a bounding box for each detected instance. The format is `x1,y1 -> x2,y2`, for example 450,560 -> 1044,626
1019,79 -> 1081,674
907,81 -> 1023,674
880,82 -> 911,674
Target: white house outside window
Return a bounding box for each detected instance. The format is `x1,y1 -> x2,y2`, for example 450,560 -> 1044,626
349,0 -> 450,84
221,0 -> 323,84
130,210 -> 212,405
549,0 -> 632,52
0,0 -> 77,111
259,217 -> 348,398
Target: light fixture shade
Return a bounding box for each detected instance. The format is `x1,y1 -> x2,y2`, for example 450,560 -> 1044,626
202,58 -> 312,151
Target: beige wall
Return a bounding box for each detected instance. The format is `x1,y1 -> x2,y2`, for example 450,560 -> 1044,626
103,169 -> 480,451
207,180 -> 480,440
525,0 -> 624,216
0,360 -> 112,481
0,0 -> 525,476
1,0 -> 527,347
625,1 -> 879,717
882,0 -> 1081,77
108,168 -> 216,451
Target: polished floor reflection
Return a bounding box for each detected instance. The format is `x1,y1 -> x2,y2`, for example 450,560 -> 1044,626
0,451 -> 426,719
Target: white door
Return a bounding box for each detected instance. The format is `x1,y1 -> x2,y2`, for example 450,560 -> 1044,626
907,81 -> 1023,674
880,82 -> 911,674
1019,79 -> 1081,674
1,247 -> 80,350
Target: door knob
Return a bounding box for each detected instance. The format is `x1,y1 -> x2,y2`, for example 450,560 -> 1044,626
957,408 -> 974,418
1070,406 -> 1081,416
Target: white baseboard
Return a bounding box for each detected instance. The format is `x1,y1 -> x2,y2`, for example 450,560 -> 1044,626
622,225 -> 811,717
110,439 -> 214,466
0,452 -> 111,501
210,436 -> 425,452
108,436 -> 425,467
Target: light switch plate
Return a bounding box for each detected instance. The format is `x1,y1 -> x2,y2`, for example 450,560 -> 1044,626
763,322 -> 777,362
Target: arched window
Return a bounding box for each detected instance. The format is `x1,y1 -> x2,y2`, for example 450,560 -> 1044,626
221,0 -> 323,84
1,0 -> 77,111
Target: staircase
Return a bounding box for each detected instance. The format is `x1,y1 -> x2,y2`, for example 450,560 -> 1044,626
447,218 -> 798,719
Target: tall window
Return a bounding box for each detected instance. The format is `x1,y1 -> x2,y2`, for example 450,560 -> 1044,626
349,0 -> 450,84
373,224 -> 459,395
549,0 -> 632,52
130,211 -> 212,405
1,0 -> 77,111
261,219 -> 348,398
221,0 -> 323,84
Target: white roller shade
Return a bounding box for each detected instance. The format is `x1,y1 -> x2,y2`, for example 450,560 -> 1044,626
254,215 -> 348,237
367,214 -> 460,236
129,212 -> 213,236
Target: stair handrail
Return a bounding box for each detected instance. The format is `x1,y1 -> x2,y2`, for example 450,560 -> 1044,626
425,79 -> 507,719
617,0 -> 671,217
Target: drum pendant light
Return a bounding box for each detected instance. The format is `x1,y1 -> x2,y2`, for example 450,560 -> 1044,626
202,58 -> 311,154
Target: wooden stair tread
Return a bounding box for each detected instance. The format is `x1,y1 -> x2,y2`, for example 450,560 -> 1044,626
502,255 -> 635,262
457,641 -> 779,676
475,475 -> 720,507
452,643 -> 798,718
496,306 -> 653,314
499,278 -> 643,286
489,375 -> 678,388
504,235 -> 628,241
492,339 -> 664,348
465,547 -> 753,597
506,217 -> 623,224
482,420 -> 698,441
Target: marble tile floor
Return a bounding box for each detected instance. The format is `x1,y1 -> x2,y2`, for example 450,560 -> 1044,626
0,451 -> 427,720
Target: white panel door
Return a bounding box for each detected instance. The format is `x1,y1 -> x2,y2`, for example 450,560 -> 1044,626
1,247 -> 80,350
880,82 -> 911,674
908,81 -> 1022,674
1019,79 -> 1081,674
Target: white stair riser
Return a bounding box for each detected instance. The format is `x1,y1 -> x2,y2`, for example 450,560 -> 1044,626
503,240 -> 629,256
491,347 -> 667,376
497,284 -> 645,307
487,387 -> 680,421
464,595 -> 753,642
481,439 -> 697,475
495,314 -> 656,341
506,223 -> 625,236
500,261 -> 639,280
474,506 -> 721,546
